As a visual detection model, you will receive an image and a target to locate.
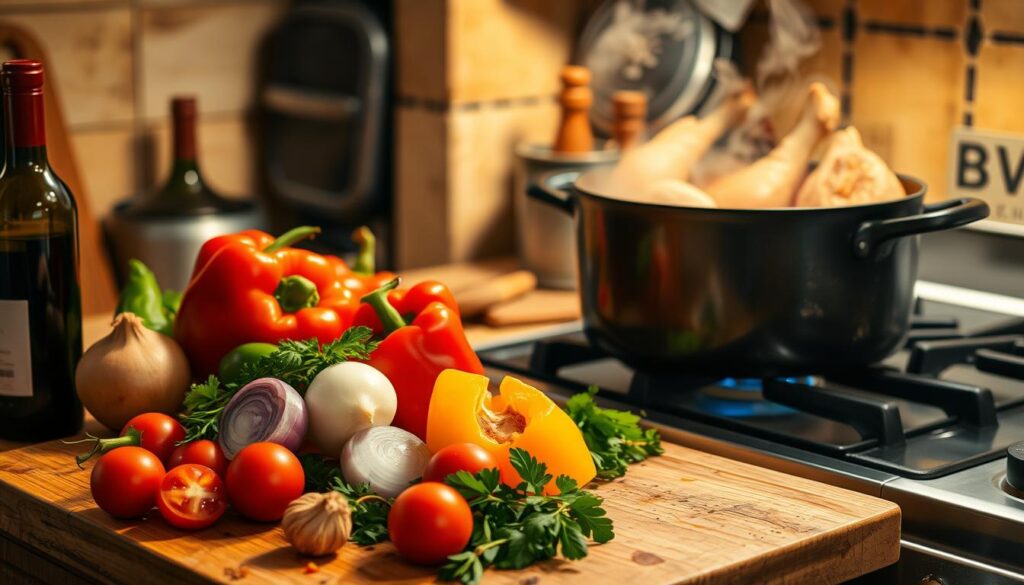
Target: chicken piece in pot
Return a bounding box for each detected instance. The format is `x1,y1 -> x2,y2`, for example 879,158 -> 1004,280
793,126 -> 905,207
705,82 -> 839,208
644,179 -> 718,208
607,84 -> 756,199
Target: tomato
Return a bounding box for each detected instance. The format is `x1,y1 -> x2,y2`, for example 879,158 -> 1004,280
423,443 -> 499,484
168,440 -> 227,476
225,442 -> 304,522
218,342 -> 277,386
90,446 -> 165,519
156,464 -> 227,530
121,413 -> 186,464
388,482 -> 473,565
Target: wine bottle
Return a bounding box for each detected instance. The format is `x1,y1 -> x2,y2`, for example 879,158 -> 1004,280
129,96 -> 248,216
0,59 -> 83,441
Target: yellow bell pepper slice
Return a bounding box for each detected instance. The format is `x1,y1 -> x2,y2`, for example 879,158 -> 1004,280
426,369 -> 596,492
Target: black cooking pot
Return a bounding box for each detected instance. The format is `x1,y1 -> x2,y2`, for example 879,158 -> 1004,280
528,170 -> 989,376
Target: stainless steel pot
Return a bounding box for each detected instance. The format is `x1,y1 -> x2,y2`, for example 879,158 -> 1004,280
529,169 -> 989,375
514,144 -> 617,289
105,205 -> 264,291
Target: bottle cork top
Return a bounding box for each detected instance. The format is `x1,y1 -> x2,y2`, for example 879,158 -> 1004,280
2,59 -> 44,93
171,96 -> 197,119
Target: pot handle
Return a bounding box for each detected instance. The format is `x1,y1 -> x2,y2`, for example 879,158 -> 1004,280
526,171 -> 580,215
853,197 -> 990,259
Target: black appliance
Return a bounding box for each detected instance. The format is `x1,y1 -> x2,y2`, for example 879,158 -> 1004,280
259,0 -> 390,258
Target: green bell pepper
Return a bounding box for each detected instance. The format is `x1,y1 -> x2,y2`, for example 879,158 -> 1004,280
116,259 -> 180,337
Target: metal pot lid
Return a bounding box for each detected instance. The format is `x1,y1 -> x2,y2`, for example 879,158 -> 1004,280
577,0 -> 731,136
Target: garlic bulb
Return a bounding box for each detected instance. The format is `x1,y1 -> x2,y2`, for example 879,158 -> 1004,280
282,491 -> 353,556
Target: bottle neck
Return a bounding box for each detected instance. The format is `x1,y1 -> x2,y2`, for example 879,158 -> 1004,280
164,103 -> 203,192
164,158 -> 203,194
4,88 -> 48,169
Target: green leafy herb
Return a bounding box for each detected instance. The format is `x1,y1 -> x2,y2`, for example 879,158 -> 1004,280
179,375 -> 233,442
330,477 -> 393,545
438,448 -> 614,585
237,327 -> 378,393
178,326 -> 377,442
299,454 -> 341,493
565,386 -> 663,479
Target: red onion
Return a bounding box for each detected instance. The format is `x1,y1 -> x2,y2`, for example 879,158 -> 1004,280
219,377 -> 308,459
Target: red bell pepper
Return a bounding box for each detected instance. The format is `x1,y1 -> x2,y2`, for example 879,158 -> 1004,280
176,226 -> 381,377
356,278 -> 483,440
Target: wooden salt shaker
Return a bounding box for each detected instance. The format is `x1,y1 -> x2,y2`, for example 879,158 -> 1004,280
552,66 -> 594,153
612,90 -> 647,151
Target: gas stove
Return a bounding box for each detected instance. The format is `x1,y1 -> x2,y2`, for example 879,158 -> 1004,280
476,294 -> 1024,584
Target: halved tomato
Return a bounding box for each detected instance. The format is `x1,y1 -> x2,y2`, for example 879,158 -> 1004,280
156,464 -> 227,530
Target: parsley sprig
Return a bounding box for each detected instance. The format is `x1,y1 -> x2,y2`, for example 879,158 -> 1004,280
178,327 -> 377,442
299,454 -> 342,494
438,448 -> 614,585
331,477 -> 393,546
566,386 -> 663,479
237,328 -> 377,392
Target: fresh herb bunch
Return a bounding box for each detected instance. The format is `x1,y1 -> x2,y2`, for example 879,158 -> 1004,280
179,375 -> 232,442
179,326 -> 378,442
299,454 -> 342,493
438,448 -> 614,585
565,386 -> 663,479
330,477 -> 393,545
238,328 -> 378,393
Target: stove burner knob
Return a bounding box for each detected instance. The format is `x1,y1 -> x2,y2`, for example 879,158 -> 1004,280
1007,442 -> 1024,491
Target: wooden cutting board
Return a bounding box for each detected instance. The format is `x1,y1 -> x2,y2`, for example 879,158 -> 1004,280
0,434 -> 899,584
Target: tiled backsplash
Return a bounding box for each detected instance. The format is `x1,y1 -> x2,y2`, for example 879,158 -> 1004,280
0,0 -> 286,218
744,0 -> 1024,213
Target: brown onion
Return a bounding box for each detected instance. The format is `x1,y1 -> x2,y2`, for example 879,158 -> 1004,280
75,312 -> 190,430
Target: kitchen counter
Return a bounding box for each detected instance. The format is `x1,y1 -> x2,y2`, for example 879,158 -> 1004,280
0,261 -> 901,584
0,430 -> 900,585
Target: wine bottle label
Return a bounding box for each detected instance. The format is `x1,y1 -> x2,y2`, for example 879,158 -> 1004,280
0,300 -> 33,397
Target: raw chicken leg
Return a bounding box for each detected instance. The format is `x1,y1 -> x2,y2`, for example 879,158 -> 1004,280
645,179 -> 718,208
607,85 -> 756,200
793,127 -> 905,207
705,82 -> 839,208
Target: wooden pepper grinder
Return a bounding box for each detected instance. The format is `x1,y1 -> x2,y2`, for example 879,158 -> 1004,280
552,66 -> 594,153
612,91 -> 647,152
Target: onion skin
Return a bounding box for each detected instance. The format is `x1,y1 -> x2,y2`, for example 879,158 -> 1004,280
75,313 -> 190,431
218,378 -> 308,459
341,426 -> 430,498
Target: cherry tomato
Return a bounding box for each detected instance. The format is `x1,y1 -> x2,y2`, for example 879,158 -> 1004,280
388,482 -> 473,565
225,442 -> 304,522
121,413 -> 185,464
168,440 -> 227,477
90,446 -> 165,519
423,443 -> 499,484
156,464 -> 227,530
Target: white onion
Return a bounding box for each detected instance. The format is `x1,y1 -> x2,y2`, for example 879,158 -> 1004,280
304,362 -> 397,456
218,377 -> 308,459
341,426 -> 430,498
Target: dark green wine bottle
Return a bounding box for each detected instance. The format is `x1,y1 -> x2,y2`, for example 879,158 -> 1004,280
130,96 -> 248,216
0,59 -> 84,441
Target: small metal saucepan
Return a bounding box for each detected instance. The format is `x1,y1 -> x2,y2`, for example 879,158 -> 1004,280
528,170 -> 989,376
